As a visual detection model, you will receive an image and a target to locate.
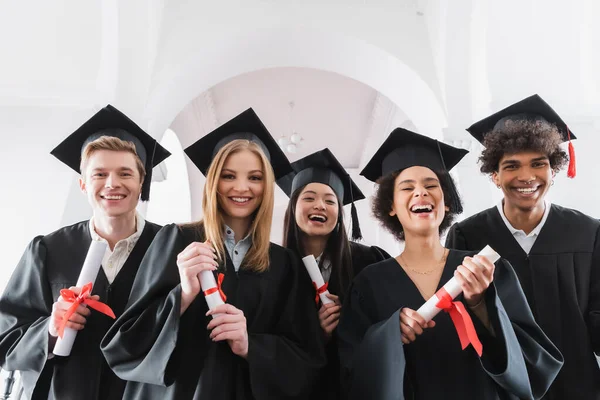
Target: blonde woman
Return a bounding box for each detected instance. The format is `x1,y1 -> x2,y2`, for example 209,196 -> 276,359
101,109 -> 325,400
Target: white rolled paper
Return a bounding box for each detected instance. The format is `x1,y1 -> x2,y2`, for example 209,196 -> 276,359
53,240 -> 108,356
199,270 -> 225,319
302,255 -> 334,305
416,245 -> 501,322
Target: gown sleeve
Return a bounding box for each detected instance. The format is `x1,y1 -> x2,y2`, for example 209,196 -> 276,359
100,224 -> 187,386
471,258 -> 564,399
445,222 -> 469,250
0,237 -> 55,398
244,250 -> 326,399
337,258 -> 563,400
101,225 -> 326,399
589,225 -> 600,355
337,276 -> 406,400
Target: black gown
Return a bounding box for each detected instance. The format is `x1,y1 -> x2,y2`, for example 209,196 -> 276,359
0,220 -> 162,400
445,204 -> 600,399
100,223 -> 326,400
313,242 -> 390,400
337,250 -> 563,400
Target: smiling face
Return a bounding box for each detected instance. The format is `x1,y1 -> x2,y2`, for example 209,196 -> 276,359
294,182 -> 340,238
492,151 -> 554,212
216,148 -> 265,225
389,166 -> 448,238
79,149 -> 143,219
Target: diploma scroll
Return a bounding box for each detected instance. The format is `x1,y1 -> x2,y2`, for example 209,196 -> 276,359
302,255 -> 334,305
53,240 -> 107,356
200,270 -> 225,319
416,245 -> 500,322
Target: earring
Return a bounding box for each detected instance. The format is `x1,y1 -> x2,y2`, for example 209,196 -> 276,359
551,180 -> 555,186
496,185 -> 501,189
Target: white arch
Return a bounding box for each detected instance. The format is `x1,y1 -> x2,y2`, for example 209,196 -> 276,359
143,25 -> 447,140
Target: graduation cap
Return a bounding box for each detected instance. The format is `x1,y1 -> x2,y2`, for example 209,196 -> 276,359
184,108 -> 292,179
360,128 -> 468,213
277,148 -> 365,240
50,105 -> 171,201
466,94 -> 577,178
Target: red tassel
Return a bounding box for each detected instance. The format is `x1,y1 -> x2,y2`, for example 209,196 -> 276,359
567,127 -> 576,178
567,141 -> 576,178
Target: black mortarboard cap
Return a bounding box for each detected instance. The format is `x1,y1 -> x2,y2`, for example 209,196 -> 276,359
50,104 -> 171,201
360,128 -> 468,213
184,108 -> 292,179
466,94 -> 577,177
277,148 -> 365,240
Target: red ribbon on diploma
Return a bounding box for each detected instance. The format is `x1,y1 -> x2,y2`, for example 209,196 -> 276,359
312,281 -> 329,305
203,273 -> 227,302
58,282 -> 116,338
435,287 -> 483,356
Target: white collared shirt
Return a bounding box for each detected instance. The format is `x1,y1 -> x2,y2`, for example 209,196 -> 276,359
497,200 -> 551,255
88,212 -> 146,284
315,253 -> 332,283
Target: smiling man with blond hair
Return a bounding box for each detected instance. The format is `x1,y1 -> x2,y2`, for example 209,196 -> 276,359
0,105 -> 170,400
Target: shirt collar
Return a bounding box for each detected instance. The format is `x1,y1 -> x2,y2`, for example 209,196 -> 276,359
315,253 -> 332,271
223,224 -> 252,245
497,199 -> 551,237
89,212 -> 145,244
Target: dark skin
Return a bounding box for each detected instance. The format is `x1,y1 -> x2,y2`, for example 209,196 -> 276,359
492,151 -> 555,235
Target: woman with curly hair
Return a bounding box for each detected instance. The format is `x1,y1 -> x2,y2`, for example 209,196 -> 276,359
279,148 -> 390,399
337,128 -> 562,400
101,109 -> 325,400
445,94 -> 600,399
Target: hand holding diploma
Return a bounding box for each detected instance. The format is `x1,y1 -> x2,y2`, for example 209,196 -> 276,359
207,304 -> 248,358
49,287 -> 100,337
319,293 -> 341,341
177,241 -> 219,314
413,246 -> 500,355
302,255 -> 334,305
416,246 -> 500,321
52,240 -> 108,356
177,241 -> 222,315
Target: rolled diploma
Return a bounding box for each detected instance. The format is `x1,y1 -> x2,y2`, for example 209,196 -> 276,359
302,255 -> 334,305
53,240 -> 108,356
199,270 -> 225,319
416,245 -> 501,322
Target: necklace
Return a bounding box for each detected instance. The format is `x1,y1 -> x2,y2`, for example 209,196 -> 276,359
399,248 -> 448,275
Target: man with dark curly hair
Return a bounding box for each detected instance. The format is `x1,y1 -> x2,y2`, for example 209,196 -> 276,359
446,94 -> 600,399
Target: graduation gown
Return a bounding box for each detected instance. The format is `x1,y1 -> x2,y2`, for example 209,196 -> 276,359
445,204 -> 600,399
313,242 -> 391,400
100,223 -> 326,400
0,220 -> 162,400
337,250 -> 563,400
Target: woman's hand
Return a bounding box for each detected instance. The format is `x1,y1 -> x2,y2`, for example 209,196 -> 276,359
454,255 -> 495,307
399,307 -> 436,344
207,304 -> 248,358
177,241 -> 219,314
318,293 -> 341,341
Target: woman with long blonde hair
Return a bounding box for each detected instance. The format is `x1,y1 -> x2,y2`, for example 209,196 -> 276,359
101,109 -> 325,400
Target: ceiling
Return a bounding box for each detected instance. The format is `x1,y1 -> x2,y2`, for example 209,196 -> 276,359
170,67 -> 404,168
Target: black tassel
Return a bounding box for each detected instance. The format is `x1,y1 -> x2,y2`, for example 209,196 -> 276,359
140,141 -> 158,202
140,167 -> 152,201
447,178 -> 463,214
350,202 -> 363,241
